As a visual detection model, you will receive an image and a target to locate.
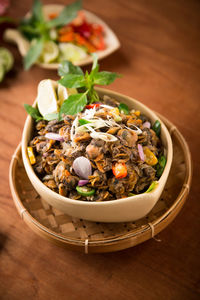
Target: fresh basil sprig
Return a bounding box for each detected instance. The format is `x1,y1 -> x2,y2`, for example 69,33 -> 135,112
24,55 -> 120,121
58,54 -> 120,116
19,0 -> 82,70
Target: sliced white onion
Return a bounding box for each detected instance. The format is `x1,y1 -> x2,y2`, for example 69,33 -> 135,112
143,121 -> 151,129
70,115 -> 79,145
100,104 -> 115,110
137,144 -> 145,161
45,133 -> 64,141
90,131 -> 118,142
125,125 -> 142,135
72,156 -> 92,179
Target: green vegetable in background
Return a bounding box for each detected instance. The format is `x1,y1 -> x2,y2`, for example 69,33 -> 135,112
58,54 -> 120,116
0,47 -> 14,82
19,0 -> 82,69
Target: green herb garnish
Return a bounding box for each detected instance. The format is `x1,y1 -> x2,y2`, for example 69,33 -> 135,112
59,92 -> 88,118
118,103 -> 129,115
58,54 -> 120,116
19,0 -> 82,69
24,55 -> 120,121
24,104 -> 43,121
79,119 -> 91,125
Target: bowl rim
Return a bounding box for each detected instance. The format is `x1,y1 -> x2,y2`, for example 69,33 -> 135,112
21,87 -> 173,207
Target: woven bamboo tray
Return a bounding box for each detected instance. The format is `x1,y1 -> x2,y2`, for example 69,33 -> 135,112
9,114 -> 192,253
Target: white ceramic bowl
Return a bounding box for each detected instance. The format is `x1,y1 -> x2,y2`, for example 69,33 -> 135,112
22,87 -> 173,222
4,5 -> 120,69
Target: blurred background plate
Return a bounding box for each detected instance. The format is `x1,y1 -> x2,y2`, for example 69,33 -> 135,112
4,5 -> 121,69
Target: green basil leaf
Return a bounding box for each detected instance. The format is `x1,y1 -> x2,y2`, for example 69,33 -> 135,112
47,0 -> 82,28
32,0 -> 43,22
24,104 -> 43,121
44,113 -> 59,121
59,93 -> 87,117
24,38 -> 44,70
58,60 -> 83,77
93,71 -> 120,85
59,74 -> 86,88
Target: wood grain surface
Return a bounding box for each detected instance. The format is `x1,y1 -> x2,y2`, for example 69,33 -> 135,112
0,0 -> 200,299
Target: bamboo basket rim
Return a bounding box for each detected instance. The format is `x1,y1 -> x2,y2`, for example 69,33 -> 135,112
9,113 -> 192,251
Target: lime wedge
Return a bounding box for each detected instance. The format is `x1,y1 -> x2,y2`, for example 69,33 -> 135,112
41,41 -> 59,63
59,43 -> 87,63
0,64 -> 5,82
37,79 -> 59,117
57,83 -> 68,107
0,47 -> 14,72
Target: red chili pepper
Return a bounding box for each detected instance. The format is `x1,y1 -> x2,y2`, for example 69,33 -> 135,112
112,163 -> 127,179
85,104 -> 100,109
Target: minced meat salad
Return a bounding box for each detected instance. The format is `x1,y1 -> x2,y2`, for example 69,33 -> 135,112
27,96 -> 166,201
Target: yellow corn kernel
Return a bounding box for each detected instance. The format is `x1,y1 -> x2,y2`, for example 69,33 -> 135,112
143,147 -> 158,166
27,147 -> 36,165
109,108 -> 120,116
109,108 -> 122,122
134,110 -> 141,117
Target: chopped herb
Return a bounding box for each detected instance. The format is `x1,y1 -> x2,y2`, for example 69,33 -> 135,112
79,119 -> 91,125
156,155 -> 167,177
118,103 -> 129,115
152,120 -> 161,136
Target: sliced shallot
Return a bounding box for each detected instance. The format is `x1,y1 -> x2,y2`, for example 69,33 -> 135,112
78,180 -> 89,186
143,121 -> 151,129
137,144 -> 145,161
45,133 -> 64,142
72,156 -> 92,179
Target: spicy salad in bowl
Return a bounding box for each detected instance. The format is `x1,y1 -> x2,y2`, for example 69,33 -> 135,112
21,56 -> 173,222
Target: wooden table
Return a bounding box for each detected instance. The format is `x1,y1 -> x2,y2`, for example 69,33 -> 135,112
0,0 -> 200,299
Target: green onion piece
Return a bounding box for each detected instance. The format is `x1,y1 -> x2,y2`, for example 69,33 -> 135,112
118,103 -> 129,115
152,120 -> 161,136
156,155 -> 167,177
145,181 -> 158,193
79,119 -> 91,125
